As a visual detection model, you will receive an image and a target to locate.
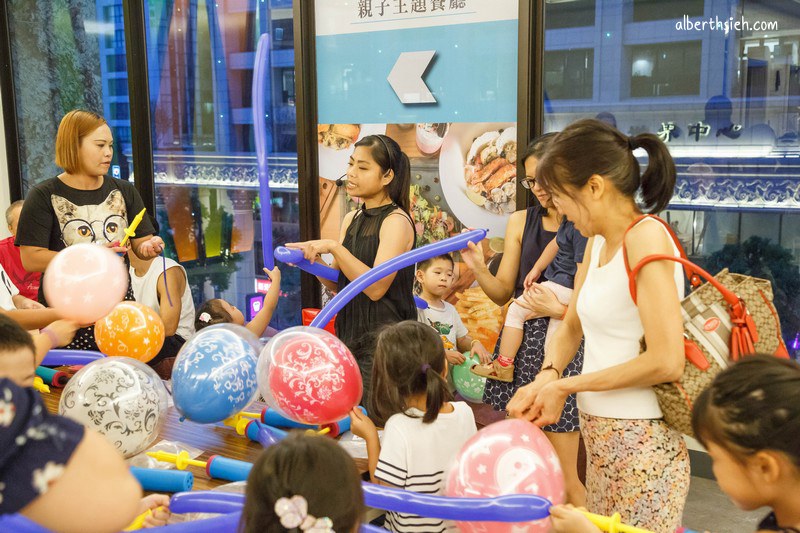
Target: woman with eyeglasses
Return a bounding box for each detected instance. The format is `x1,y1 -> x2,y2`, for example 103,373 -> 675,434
287,135 -> 416,407
461,133 -> 587,505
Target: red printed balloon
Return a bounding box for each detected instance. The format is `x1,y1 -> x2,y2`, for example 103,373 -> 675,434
445,419 -> 565,532
257,326 -> 362,425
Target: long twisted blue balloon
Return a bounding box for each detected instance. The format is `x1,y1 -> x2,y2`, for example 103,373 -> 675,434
163,482 -> 551,522
253,33 -> 273,270
309,229 -> 487,329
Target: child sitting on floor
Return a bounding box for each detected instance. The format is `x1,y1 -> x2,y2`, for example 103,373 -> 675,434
242,432 -> 363,533
350,320 -> 477,533
195,266 -> 281,337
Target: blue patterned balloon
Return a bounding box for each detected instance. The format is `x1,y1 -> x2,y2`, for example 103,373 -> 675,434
172,324 -> 261,423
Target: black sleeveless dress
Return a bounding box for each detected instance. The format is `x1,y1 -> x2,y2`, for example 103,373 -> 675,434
335,203 -> 416,404
483,206 -> 584,433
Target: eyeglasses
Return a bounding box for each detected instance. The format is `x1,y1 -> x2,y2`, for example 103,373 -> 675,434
520,177 -> 537,190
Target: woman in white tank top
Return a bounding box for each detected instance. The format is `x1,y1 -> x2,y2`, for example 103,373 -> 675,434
507,119 -> 689,532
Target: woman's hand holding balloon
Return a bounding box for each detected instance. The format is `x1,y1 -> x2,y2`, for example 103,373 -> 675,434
285,240 -> 340,264
459,241 -> 486,273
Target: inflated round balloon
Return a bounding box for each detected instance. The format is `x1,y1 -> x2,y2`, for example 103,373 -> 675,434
452,352 -> 486,403
59,357 -> 169,458
172,324 -> 260,424
43,243 -> 128,324
95,301 -> 166,363
444,419 -> 565,532
257,326 -> 362,425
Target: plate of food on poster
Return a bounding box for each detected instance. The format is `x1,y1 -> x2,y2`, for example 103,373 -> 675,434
439,122 -> 517,238
317,123 -> 387,181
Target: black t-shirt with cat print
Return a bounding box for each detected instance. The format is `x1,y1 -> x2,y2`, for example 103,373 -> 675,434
15,176 -> 155,305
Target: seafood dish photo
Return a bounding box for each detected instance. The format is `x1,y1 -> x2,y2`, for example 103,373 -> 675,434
463,126 -> 517,215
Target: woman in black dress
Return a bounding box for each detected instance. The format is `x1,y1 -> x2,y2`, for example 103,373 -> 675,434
287,135 -> 416,404
461,135 -> 586,505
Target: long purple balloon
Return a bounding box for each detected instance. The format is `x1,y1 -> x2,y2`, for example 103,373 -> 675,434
165,483 -> 551,522
310,229 -> 487,329
40,350 -> 105,366
253,33 -> 273,270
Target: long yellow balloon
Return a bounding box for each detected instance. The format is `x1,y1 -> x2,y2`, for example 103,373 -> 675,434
120,208 -> 147,246
579,511 -> 654,533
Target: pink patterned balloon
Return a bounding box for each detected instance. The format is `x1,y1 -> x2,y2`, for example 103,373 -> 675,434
43,243 -> 128,324
257,326 -> 362,425
444,419 -> 565,532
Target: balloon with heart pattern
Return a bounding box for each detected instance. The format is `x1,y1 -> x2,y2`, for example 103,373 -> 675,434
444,419 -> 565,532
257,326 -> 362,425
95,301 -> 166,363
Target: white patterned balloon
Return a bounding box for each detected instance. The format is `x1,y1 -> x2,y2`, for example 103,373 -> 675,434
59,357 -> 169,457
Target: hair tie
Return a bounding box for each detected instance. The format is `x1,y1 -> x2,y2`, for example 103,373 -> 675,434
420,363 -> 431,375
274,496 -> 334,533
198,312 -> 212,323
627,136 -> 637,151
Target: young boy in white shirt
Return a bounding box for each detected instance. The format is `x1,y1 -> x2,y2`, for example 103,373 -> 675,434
415,254 -> 490,369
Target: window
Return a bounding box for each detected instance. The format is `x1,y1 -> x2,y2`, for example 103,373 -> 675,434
545,0 -> 596,29
146,0 -> 301,329
632,0 -> 703,23
7,0 -> 135,189
629,41 -> 702,97
545,0 -> 800,354
545,49 -> 594,100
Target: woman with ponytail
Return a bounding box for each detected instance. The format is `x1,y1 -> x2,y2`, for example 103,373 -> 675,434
349,320 -> 477,533
507,119 -> 688,531
288,135 -> 416,405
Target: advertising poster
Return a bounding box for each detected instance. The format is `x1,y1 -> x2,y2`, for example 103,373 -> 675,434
315,0 -> 519,351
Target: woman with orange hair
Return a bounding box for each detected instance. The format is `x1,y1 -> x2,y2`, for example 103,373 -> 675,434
15,110 -> 164,352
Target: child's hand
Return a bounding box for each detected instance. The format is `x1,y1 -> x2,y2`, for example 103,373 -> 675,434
263,266 -> 282,287
137,236 -> 165,259
523,266 -> 541,290
445,350 -> 466,366
470,342 -> 492,365
42,320 -> 80,348
549,505 -> 601,533
349,407 -> 377,441
138,493 -> 171,528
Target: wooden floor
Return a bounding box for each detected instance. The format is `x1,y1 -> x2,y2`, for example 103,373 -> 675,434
42,385 -> 368,492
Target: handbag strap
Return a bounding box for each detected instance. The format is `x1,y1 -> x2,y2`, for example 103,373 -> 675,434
624,217 -> 759,360
621,215 -> 702,302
